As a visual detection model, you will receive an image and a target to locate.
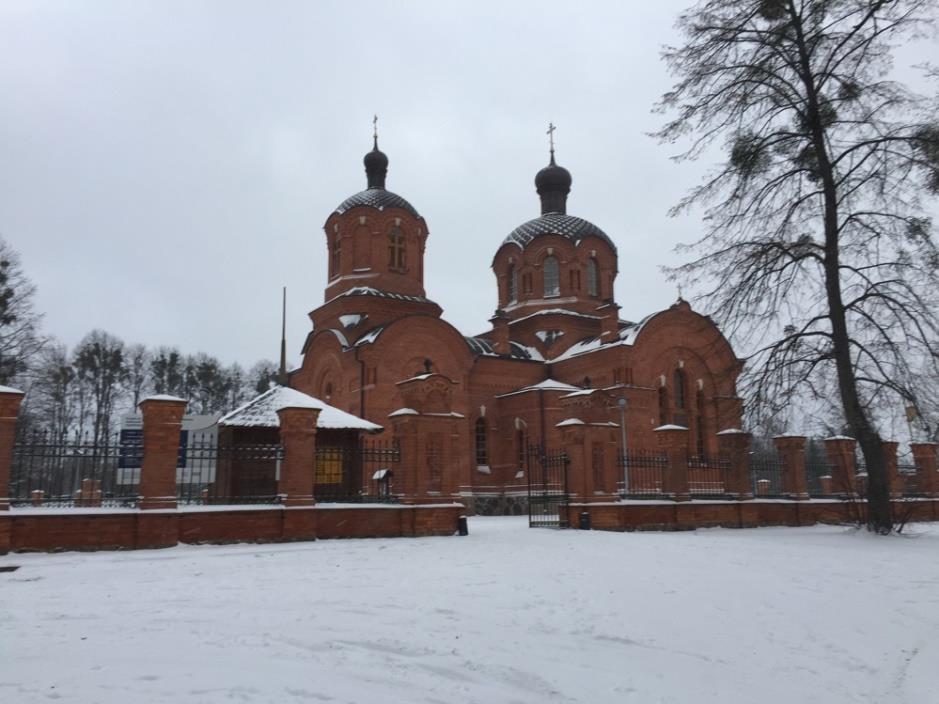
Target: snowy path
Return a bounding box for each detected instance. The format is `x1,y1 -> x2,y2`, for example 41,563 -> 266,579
1,518 -> 938,703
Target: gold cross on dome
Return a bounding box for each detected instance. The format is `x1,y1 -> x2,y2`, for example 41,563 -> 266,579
547,122 -> 556,154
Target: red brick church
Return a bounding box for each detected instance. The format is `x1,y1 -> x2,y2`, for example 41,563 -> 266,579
289,134 -> 744,511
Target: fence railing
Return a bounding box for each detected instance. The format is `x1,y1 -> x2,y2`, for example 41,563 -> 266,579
177,434 -> 284,505
314,441 -> 400,503
688,454 -> 728,497
619,450 -> 667,497
11,431 -> 143,508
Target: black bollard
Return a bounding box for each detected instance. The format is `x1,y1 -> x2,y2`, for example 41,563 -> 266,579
579,511 -> 591,530
458,515 -> 469,536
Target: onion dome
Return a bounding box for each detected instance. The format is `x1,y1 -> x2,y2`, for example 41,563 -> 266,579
364,136 -> 389,189
535,153 -> 572,215
334,137 -> 420,218
501,150 -> 616,251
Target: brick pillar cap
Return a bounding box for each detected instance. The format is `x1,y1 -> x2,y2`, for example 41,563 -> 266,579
276,404 -> 322,414
910,441 -> 938,447
717,428 -> 749,435
773,434 -> 807,439
140,394 -> 188,403
824,435 -> 855,441
654,424 -> 689,432
0,385 -> 25,396
557,418 -> 586,427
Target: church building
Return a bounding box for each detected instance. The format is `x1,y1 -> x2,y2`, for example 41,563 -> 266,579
290,133 -> 744,511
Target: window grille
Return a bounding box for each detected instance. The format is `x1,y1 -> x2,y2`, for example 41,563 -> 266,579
587,258 -> 599,296
543,256 -> 560,297
475,418 -> 488,465
388,227 -> 406,271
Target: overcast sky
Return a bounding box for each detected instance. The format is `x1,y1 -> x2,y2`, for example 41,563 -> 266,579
0,1 -> 932,369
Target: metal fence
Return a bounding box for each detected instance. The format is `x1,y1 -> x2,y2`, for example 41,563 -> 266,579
314,440 -> 400,503
619,450 -> 667,497
749,450 -> 786,497
177,434 -> 284,505
688,454 -> 728,497
10,431 -> 143,508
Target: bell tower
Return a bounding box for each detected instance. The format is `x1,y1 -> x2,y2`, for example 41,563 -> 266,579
323,128 -> 429,302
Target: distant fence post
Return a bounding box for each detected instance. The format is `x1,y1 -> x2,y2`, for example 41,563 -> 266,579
882,441 -> 902,498
656,425 -> 690,502
910,442 -> 938,498
716,429 -> 752,500
138,395 -> 188,510
774,435 -> 809,501
276,406 -> 319,506
824,436 -> 857,496
0,387 -> 25,511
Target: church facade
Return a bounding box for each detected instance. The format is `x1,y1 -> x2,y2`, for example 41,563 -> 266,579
290,136 -> 744,510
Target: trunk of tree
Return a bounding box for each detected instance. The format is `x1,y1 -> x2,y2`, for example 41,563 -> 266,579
790,4 -> 892,532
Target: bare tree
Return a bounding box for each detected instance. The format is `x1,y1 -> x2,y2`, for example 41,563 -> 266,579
73,330 -> 127,446
0,237 -> 44,385
125,343 -> 151,409
656,0 -> 939,532
28,342 -> 77,439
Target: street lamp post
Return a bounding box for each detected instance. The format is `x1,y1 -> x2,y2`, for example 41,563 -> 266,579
617,397 -> 628,497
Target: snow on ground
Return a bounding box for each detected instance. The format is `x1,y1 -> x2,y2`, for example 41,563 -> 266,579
1,518 -> 938,704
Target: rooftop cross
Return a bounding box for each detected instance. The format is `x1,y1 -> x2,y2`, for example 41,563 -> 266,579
546,122 -> 556,161
372,114 -> 378,147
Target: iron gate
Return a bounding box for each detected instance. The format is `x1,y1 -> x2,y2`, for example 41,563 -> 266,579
527,444 -> 570,528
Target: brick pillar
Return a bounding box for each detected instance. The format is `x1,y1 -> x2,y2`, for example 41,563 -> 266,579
600,300 -> 621,341
882,441 -> 902,498
774,435 -> 809,500
276,406 -> 319,507
489,310 -> 510,355
910,442 -> 938,497
0,387 -> 25,510
717,429 -> 752,499
824,436 -> 857,496
138,396 -> 188,510
390,415 -> 419,500
656,425 -> 690,502
561,424 -> 592,500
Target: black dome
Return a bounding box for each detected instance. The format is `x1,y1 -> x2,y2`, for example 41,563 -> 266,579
333,138 -> 421,218
535,160 -> 572,193
502,213 -> 616,252
335,189 -> 420,218
364,138 -> 388,189
535,153 -> 572,215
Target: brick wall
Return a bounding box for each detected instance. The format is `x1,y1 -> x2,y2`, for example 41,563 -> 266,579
565,498 -> 939,532
0,504 -> 464,553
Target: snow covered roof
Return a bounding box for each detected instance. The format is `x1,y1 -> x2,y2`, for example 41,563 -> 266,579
509,308 -> 602,325
335,188 -> 420,218
464,336 -> 544,361
556,418 -> 585,427
324,286 -> 436,307
495,379 -> 580,399
548,312 -> 655,363
502,213 -> 617,252
219,386 -> 382,432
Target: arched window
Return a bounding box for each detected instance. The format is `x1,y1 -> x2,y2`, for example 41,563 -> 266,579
543,256 -> 560,297
658,386 -> 668,425
507,264 -> 517,303
696,389 -> 706,455
673,369 -> 687,409
475,418 -> 488,466
331,237 -> 341,279
587,258 -> 599,297
516,429 -> 526,469
388,227 -> 406,271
